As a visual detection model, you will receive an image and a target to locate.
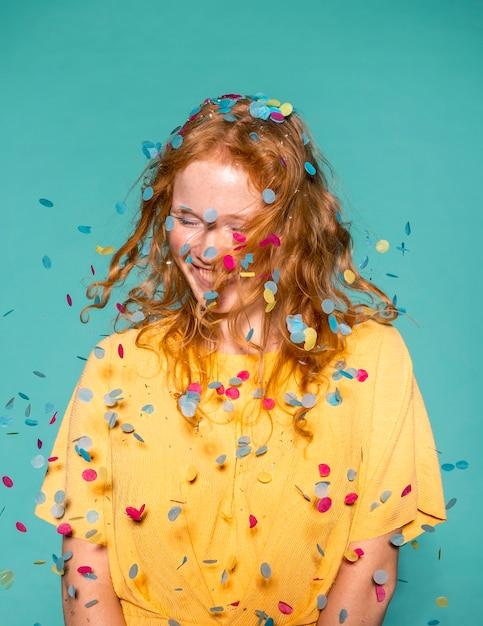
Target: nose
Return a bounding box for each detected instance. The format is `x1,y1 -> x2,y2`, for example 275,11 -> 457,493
193,225 -> 231,263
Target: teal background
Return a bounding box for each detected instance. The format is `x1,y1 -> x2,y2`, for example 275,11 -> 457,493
1,0 -> 481,624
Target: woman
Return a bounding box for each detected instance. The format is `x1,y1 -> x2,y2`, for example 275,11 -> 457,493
36,94 -> 446,625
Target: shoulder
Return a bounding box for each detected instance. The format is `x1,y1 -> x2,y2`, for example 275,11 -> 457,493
342,320 -> 413,373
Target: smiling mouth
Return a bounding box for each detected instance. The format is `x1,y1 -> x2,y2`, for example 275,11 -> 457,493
195,266 -> 215,286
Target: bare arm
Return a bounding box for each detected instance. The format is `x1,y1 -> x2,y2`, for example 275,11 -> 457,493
61,536 -> 127,626
317,530 -> 400,626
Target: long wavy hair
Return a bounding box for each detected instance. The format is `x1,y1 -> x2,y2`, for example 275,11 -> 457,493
82,94 -> 396,433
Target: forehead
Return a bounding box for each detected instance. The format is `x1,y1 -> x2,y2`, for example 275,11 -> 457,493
172,158 -> 261,217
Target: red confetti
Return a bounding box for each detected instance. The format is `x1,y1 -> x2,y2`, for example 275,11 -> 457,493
57,522 -> 72,535
237,370 -> 250,381
48,456 -> 59,462
354,548 -> 365,557
118,343 -> 124,358
188,382 -> 202,394
344,493 -> 358,504
223,255 -> 236,270
318,463 -> 330,477
229,601 -> 240,607
116,302 -> 125,313
66,294 -> 73,307
126,504 -> 146,522
16,522 -> 27,532
259,233 -> 281,248
50,411 -> 58,425
262,397 -> 275,410
226,387 -> 240,400
78,566 -> 93,575
278,601 -> 294,615
233,232 -> 246,243
401,484 -> 412,497
375,585 -> 386,602
317,497 -> 332,513
249,515 -> 258,528
356,369 -> 368,382
215,385 -> 225,396
2,476 -> 14,488
82,469 -> 98,482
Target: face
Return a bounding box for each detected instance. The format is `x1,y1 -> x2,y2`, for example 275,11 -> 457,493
169,158 -> 263,313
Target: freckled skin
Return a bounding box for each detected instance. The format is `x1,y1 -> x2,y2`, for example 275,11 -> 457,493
169,158 -> 263,314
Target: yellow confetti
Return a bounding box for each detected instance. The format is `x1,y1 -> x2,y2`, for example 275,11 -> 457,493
435,596 -> 448,607
343,549 -> 360,562
96,245 -> 115,255
280,102 -> 293,116
263,289 -> 275,304
266,98 -> 281,107
257,472 -> 272,483
343,269 -> 356,284
52,564 -> 64,576
186,465 -> 198,482
304,327 -> 317,351
226,555 -> 237,571
375,239 -> 390,253
411,540 -> 419,550
265,301 -> 276,313
33,560 -> 46,565
240,272 -> 256,277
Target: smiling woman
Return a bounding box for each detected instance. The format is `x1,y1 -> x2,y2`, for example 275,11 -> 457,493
35,94 -> 446,626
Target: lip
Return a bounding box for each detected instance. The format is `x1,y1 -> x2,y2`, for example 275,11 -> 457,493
192,264 -> 215,287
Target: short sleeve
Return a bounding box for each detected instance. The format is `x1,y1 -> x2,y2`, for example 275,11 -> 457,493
34,339 -> 115,546
348,326 -> 446,544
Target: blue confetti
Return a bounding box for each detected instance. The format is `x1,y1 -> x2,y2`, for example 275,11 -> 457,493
142,187 -> 154,201
77,225 -> 91,234
42,255 -> 52,269
39,198 -> 54,207
115,201 -> 127,214
304,161 -> 316,175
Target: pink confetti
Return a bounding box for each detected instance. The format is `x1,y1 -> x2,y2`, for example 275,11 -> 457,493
50,411 -> 58,425
223,255 -> 236,270
216,385 -> 225,396
2,476 -> 13,488
233,232 -> 246,243
16,522 -> 27,532
126,504 -> 146,522
317,497 -> 332,513
401,484 -> 412,497
37,439 -> 42,449
116,302 -> 125,313
82,469 -> 98,482
66,294 -> 73,307
237,370 -> 250,381
78,566 -> 93,575
375,585 -> 386,602
249,515 -> 258,528
262,398 -> 275,410
225,387 -> 240,400
278,601 -> 293,615
354,548 -> 364,557
356,369 -> 368,382
48,456 -> 59,462
259,234 -> 281,248
57,522 -> 72,535
90,265 -> 95,275
188,382 -> 202,394
118,343 -> 124,358
319,463 -> 330,477
344,493 -> 358,504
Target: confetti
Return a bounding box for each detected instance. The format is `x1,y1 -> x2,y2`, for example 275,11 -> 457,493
375,239 -> 390,253
39,198 -> 54,207
435,597 -> 448,607
42,255 -> 52,269
260,563 -> 272,578
278,601 -> 293,615
373,569 -> 389,585
0,570 -> 14,590
304,161 -> 316,175
2,476 -> 13,488
262,188 -> 276,204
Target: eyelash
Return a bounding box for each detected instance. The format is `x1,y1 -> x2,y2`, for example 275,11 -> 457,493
174,216 -> 244,232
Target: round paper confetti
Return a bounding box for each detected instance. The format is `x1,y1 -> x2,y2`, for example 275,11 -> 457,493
278,601 -> 293,615
304,161 -> 316,175
0,570 -> 15,590
343,269 -> 356,284
39,198 -> 54,207
15,522 -> 27,533
57,523 -> 72,535
168,506 -> 182,522
82,469 -> 97,482
373,569 -> 389,585
317,594 -> 328,610
262,188 -> 276,204
317,497 -> 332,513
142,187 -> 154,201
2,476 -> 13,488
260,563 -> 272,578
435,597 -> 448,608
129,564 -> 138,579
42,255 -> 52,269
203,208 -> 218,223
375,239 -> 390,253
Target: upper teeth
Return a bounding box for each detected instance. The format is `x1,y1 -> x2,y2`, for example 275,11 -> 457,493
199,268 -> 213,282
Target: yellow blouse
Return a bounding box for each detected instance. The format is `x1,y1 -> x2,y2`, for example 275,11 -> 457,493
35,321 -> 446,625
